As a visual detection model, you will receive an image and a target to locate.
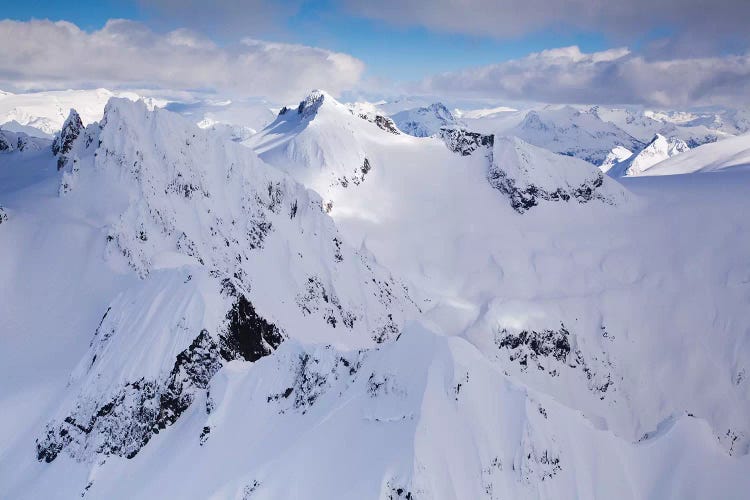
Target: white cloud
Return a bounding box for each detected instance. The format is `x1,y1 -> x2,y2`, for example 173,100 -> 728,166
0,19 -> 364,101
416,46 -> 750,107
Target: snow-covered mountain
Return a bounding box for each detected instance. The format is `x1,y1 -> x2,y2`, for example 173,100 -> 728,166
391,103 -> 464,137
638,132 -> 750,176
0,88 -> 152,138
603,134 -> 690,177
3,90 -> 750,499
248,90 -> 406,205
505,106 -> 645,165
1,96 -> 416,496
596,107 -> 728,147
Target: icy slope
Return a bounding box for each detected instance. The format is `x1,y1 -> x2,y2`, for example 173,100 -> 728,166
640,132 -> 750,175
604,134 -> 690,177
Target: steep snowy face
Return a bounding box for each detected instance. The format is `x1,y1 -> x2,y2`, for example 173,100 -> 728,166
599,146 -> 633,173
31,97 -> 415,465
51,109 -> 83,170
488,136 -> 629,213
509,107 -> 645,165
391,103 -> 464,137
249,90 -> 412,205
605,134 -> 690,177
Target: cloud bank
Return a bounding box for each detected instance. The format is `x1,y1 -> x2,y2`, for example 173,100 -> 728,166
416,46 -> 750,107
0,19 -> 364,101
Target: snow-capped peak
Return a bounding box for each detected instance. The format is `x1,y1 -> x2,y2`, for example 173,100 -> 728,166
51,108 -> 83,170
51,109 -> 82,154
605,133 -> 690,177
295,89 -> 329,118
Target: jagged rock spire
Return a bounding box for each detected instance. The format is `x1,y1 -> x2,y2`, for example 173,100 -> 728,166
52,108 -> 83,169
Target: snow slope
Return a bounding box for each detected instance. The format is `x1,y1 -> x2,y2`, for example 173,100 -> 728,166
2,91 -> 750,499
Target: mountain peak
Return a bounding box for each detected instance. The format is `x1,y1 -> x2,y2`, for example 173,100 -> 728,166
605,132 -> 689,177
51,108 -> 84,168
488,136 -> 629,212
296,89 -> 329,117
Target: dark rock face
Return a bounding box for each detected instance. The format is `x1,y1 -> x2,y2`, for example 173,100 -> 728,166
439,128 -> 494,156
494,324 -> 615,399
297,91 -> 325,118
358,113 -> 401,135
488,163 -> 612,214
496,324 -> 572,367
36,290 -> 283,463
158,330 -> 222,427
52,109 -> 83,170
219,295 -> 284,363
36,329 -> 222,462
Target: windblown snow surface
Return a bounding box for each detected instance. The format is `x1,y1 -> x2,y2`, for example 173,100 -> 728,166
2,91 -> 750,499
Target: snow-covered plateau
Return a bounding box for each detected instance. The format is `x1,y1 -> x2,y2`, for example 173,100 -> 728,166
1,89 -> 749,499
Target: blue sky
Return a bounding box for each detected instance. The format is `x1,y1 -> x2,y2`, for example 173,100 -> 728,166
6,0 -> 613,81
2,0 -> 749,106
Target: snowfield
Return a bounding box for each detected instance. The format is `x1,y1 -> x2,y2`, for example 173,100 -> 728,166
1,91 -> 750,499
